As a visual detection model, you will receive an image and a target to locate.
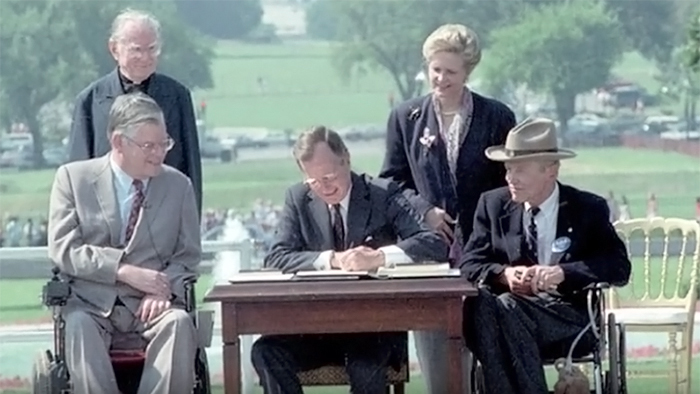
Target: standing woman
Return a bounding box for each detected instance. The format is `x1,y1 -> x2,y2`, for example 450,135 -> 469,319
378,24 -> 515,392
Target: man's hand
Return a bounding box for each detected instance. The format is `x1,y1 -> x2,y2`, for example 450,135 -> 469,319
116,265 -> 171,298
525,265 -> 565,294
331,246 -> 385,271
425,207 -> 455,243
136,295 -> 171,322
499,266 -> 534,295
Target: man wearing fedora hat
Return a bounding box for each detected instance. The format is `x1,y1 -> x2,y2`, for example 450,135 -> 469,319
459,118 -> 631,394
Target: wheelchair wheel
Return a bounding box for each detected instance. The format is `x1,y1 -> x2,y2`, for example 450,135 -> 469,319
31,350 -> 53,394
193,348 -> 211,394
617,323 -> 627,394
606,313 -> 620,394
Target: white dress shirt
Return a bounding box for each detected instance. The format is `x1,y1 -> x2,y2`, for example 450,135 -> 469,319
523,183 -> 559,266
312,186 -> 413,270
110,156 -> 149,245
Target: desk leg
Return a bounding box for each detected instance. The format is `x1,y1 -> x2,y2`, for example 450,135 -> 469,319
223,341 -> 241,394
447,298 -> 464,394
447,336 -> 464,393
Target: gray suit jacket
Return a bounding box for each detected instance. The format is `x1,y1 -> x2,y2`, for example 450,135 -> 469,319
68,69 -> 203,216
47,155 -> 202,317
264,173 -> 449,272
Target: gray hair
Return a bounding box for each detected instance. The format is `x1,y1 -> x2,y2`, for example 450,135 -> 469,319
109,8 -> 161,43
292,126 -> 349,163
107,93 -> 164,137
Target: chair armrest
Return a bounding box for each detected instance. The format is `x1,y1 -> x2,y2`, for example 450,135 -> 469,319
42,267 -> 71,307
582,282 -> 611,291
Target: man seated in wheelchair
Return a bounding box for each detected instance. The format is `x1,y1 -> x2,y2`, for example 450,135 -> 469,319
47,92 -> 201,394
459,118 -> 632,394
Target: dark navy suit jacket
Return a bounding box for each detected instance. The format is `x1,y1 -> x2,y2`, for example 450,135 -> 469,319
460,183 -> 631,306
67,69 -> 203,215
264,172 -> 448,273
379,92 -> 516,245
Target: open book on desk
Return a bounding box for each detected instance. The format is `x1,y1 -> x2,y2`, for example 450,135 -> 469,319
229,270 -> 294,283
374,262 -> 461,279
293,269 -> 369,280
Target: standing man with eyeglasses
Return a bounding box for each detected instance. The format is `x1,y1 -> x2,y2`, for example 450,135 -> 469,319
68,8 -> 202,216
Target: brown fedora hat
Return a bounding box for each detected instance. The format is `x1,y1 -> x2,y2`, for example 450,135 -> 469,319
485,117 -> 576,162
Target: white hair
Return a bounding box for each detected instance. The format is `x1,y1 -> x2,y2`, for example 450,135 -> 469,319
109,8 -> 161,43
107,92 -> 164,137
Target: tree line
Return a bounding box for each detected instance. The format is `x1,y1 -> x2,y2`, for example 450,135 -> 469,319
307,0 -> 700,132
0,0 -> 263,165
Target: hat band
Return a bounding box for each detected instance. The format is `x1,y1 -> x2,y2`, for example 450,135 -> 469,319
505,148 -> 559,157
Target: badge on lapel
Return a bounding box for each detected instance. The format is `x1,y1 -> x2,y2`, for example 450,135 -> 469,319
550,236 -> 571,265
408,107 -> 421,121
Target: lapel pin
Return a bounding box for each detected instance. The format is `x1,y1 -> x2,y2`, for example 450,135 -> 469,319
552,237 -> 571,254
567,227 -> 573,233
408,107 -> 421,121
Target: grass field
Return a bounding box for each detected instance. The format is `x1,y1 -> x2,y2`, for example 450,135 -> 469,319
194,40 -> 669,130
1,147 -> 698,219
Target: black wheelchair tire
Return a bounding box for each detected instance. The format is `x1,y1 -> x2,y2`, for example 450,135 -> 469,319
193,348 -> 211,394
31,350 -> 54,394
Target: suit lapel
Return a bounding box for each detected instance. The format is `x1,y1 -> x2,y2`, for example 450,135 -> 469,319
307,191 -> 333,250
92,155 -> 122,246
345,174 -> 371,248
142,173 -> 168,227
420,97 -> 458,213
554,183 -> 575,263
498,199 -> 524,264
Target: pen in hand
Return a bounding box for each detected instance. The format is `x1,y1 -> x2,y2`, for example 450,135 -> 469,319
349,235 -> 374,249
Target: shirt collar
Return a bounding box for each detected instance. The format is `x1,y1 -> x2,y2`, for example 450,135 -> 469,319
330,185 -> 352,212
525,183 -> 559,216
109,154 -> 149,191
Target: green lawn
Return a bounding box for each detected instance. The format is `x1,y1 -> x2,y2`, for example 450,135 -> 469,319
1,147 -> 698,218
194,40 -> 667,130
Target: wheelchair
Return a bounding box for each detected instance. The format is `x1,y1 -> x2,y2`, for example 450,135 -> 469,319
472,283 -> 628,394
31,267 -> 214,394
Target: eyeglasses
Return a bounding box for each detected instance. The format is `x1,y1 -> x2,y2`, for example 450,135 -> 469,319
304,172 -> 340,188
122,135 -> 175,154
122,42 -> 161,58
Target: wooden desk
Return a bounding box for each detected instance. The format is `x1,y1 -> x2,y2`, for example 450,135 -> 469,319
204,277 -> 477,394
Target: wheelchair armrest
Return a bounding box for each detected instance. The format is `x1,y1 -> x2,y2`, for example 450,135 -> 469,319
582,282 -> 610,291
42,267 -> 71,307
183,277 -> 198,313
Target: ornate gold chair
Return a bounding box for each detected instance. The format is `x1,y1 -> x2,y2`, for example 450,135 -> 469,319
611,217 -> 699,394
297,363 -> 408,394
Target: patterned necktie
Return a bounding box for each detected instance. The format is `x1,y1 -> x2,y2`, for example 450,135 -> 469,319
526,206 -> 541,264
331,204 -> 345,252
124,180 -> 145,244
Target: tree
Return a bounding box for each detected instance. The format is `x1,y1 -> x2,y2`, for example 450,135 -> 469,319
484,1 -> 623,133
0,0 -> 96,166
305,0 -> 341,40
687,9 -> 700,73
68,0 -> 215,90
604,0 -> 677,65
175,0 -> 262,40
329,0 -> 495,101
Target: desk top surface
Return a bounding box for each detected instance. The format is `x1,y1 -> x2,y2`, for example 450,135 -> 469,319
203,277 -> 477,303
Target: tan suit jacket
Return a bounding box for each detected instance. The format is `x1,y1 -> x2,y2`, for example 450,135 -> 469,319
47,154 -> 201,317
